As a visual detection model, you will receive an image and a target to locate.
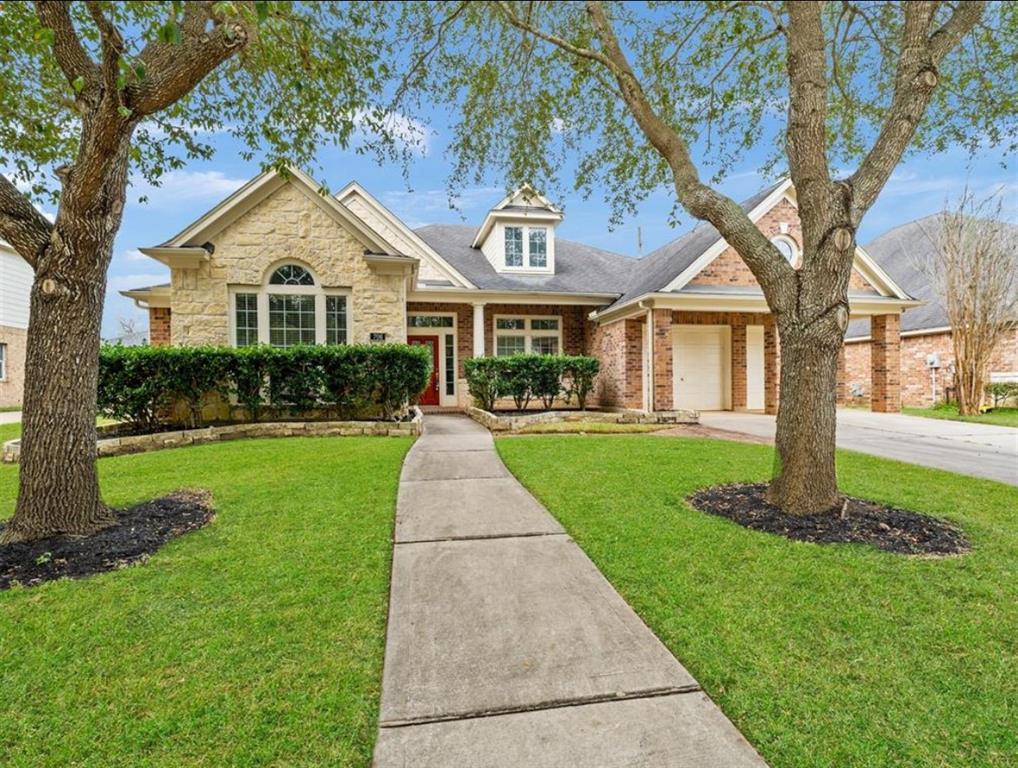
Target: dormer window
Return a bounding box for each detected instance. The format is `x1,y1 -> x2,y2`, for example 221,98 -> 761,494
505,226 -> 524,267
528,228 -> 547,268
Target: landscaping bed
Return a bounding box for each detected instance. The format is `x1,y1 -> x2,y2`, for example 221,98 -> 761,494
687,482 -> 969,555
0,489 -> 214,590
467,405 -> 696,432
2,409 -> 422,464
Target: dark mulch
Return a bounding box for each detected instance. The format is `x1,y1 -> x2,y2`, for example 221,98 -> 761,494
688,483 -> 969,556
0,489 -> 214,590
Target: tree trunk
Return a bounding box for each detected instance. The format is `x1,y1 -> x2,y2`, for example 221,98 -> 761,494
766,320 -> 843,514
0,133 -> 132,545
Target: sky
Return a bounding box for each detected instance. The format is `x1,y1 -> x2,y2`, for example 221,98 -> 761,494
100,106 -> 1017,340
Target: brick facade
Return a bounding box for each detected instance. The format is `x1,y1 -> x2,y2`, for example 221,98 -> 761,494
149,307 -> 171,347
870,314 -> 901,412
845,326 -> 1018,407
0,324 -> 27,408
482,304 -> 590,357
406,302 -> 473,379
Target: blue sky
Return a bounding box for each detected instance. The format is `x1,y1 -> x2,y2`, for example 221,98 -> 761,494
101,111 -> 1016,338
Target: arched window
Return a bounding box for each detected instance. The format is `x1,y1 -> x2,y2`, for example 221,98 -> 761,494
770,235 -> 798,265
230,262 -> 349,348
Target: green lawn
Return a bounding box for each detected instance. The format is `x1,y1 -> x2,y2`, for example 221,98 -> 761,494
497,436 -> 1018,768
514,421 -> 666,435
1,434 -> 412,767
903,404 -> 1018,428
0,405 -> 20,413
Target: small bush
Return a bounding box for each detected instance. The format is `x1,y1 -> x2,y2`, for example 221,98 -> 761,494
464,358 -> 501,412
464,354 -> 600,412
986,381 -> 1018,408
98,343 -> 432,429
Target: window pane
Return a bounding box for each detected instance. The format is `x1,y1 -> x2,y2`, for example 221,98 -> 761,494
770,237 -> 796,263
504,226 -> 523,267
496,317 -> 525,330
235,293 -> 259,347
532,336 -> 559,355
444,333 -> 455,396
326,295 -> 347,345
269,294 -> 316,347
496,336 -> 526,356
409,315 -> 454,328
0,343 -> 6,380
269,264 -> 314,285
530,318 -> 559,331
528,228 -> 547,268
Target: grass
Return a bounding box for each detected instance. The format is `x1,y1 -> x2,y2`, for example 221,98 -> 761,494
511,421 -> 666,435
903,403 -> 1018,428
0,405 -> 20,413
0,434 -> 412,767
497,436 -> 1018,768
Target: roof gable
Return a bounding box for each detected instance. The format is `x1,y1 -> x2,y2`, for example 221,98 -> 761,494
471,184 -> 564,249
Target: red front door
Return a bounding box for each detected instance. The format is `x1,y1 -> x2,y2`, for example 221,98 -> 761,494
408,335 -> 440,406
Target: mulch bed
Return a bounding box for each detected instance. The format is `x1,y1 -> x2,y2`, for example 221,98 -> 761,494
688,483 -> 969,556
0,489 -> 214,590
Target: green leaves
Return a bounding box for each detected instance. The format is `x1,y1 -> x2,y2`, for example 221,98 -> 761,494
157,21 -> 181,46
72,76 -> 86,93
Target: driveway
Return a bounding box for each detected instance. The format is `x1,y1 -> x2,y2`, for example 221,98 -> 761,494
699,409 -> 1018,486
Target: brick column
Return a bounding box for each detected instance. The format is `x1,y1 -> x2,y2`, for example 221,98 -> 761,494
623,319 -> 644,409
764,322 -> 779,415
731,321 -> 747,410
871,314 -> 901,412
836,344 -> 847,406
652,309 -> 673,410
149,307 -> 171,347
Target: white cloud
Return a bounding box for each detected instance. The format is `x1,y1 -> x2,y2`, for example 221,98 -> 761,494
127,169 -> 247,208
352,109 -> 432,157
121,248 -> 151,263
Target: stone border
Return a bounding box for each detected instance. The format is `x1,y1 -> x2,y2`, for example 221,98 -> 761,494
1,408 -> 422,464
466,406 -> 697,433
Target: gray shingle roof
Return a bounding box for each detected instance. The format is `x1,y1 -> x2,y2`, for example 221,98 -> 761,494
414,224 -> 637,295
846,214 -> 1017,338
607,181 -> 786,309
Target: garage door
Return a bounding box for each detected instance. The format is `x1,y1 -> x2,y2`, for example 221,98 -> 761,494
672,325 -> 729,411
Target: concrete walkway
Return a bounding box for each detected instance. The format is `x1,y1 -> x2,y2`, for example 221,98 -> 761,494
699,409 -> 1018,486
374,414 -> 767,766
0,411 -> 20,425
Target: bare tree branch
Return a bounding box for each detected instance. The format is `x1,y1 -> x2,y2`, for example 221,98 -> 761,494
0,175 -> 53,270
84,0 -> 126,96
850,1 -> 986,219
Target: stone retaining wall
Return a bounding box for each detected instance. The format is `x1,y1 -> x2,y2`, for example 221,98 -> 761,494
1,409 -> 422,464
466,406 -> 697,433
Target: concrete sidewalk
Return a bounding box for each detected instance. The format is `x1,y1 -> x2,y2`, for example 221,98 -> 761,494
699,409 -> 1018,486
0,411 -> 20,425
373,414 -> 767,766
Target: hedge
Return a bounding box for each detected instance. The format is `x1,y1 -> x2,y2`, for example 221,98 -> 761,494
464,354 -> 600,412
97,343 -> 432,429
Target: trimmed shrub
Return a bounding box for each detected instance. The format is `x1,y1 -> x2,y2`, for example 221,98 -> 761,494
463,354 -> 600,412
563,356 -> 600,410
464,357 -> 501,412
98,343 -> 433,428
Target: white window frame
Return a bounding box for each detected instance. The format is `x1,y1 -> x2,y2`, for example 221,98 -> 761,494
493,314 -> 563,356
501,225 -> 552,272
0,342 -> 6,380
407,312 -> 458,407
770,235 -> 799,267
228,261 -> 352,347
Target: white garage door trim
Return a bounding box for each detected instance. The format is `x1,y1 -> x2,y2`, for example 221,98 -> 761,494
746,325 -> 765,411
672,325 -> 731,411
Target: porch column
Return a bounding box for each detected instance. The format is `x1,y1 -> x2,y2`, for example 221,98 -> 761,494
652,308 -> 673,410
871,314 -> 901,412
472,302 -> 486,357
731,320 -> 747,410
764,322 -> 779,415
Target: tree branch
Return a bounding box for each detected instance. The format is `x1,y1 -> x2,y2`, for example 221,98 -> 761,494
850,1 -> 986,219
84,0 -> 125,97
0,175 -> 53,270
34,1 -> 98,90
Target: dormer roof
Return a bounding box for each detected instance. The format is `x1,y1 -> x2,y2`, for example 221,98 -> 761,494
471,184 -> 564,248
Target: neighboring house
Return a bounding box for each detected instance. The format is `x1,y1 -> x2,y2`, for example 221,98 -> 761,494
844,215 -> 1018,407
121,168 -> 917,413
0,243 -> 33,408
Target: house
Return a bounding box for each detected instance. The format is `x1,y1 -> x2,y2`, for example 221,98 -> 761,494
0,242 -> 32,408
121,168 -> 917,413
843,215 -> 1018,407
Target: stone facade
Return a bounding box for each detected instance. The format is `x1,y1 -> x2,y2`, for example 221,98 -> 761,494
845,327 -> 1018,407
0,324 -> 27,408
170,182 -> 406,346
